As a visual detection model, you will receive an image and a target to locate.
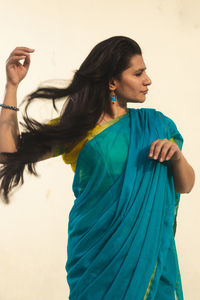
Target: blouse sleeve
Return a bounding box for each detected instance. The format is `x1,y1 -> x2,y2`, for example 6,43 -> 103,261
48,117 -> 88,171
156,111 -> 184,151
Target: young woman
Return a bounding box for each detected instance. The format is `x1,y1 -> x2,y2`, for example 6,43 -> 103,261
0,36 -> 195,299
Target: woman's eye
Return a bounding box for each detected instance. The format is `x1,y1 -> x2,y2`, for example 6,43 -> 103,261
135,73 -> 142,77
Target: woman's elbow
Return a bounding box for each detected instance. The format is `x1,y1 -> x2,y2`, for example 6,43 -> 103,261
175,169 -> 195,194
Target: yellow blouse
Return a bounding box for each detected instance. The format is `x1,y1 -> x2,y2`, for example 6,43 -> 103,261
48,114 -> 176,172
48,113 -> 128,172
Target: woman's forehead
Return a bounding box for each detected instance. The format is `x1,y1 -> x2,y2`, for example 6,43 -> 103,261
128,55 -> 146,71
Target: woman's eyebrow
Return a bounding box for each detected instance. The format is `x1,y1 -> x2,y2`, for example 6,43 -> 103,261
134,67 -> 146,73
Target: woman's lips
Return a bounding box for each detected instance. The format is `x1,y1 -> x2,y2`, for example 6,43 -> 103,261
141,90 -> 148,94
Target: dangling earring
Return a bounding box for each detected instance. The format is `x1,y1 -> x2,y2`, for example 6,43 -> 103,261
110,91 -> 117,104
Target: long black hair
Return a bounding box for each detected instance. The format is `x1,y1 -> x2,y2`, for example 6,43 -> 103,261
0,36 -> 142,203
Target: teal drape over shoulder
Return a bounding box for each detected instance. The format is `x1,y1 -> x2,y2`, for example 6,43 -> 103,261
65,108 -> 184,300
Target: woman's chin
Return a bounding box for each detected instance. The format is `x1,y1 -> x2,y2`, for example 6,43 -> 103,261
127,97 -> 146,103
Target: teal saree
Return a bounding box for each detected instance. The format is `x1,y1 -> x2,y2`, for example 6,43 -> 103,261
65,108 -> 184,299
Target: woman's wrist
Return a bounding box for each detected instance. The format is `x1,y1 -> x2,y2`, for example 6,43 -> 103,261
2,82 -> 18,109
5,82 -> 19,91
4,82 -> 18,102
6,81 -> 19,89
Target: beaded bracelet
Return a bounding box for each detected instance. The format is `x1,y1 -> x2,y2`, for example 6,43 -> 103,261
0,103 -> 19,111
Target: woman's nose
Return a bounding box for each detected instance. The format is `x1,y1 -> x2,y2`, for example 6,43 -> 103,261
144,74 -> 152,86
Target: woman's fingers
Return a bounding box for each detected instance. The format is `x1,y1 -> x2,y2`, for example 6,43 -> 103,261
154,140 -> 170,160
11,47 -> 34,54
10,49 -> 34,57
157,144 -> 172,162
7,55 -> 27,64
148,139 -> 173,162
23,54 -> 31,66
7,47 -> 34,67
149,139 -> 166,158
165,148 -> 175,161
7,47 -> 34,62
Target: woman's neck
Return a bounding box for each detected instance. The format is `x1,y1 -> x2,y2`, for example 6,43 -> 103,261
97,103 -> 129,126
110,102 -> 129,118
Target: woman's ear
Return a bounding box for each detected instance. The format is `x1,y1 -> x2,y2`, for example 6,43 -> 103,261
109,78 -> 118,91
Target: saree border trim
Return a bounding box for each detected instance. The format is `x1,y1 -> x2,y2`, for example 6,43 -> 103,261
143,261 -> 158,300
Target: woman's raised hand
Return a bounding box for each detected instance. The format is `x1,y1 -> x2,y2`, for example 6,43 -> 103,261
6,47 -> 35,87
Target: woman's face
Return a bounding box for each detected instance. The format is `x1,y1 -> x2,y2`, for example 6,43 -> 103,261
112,55 -> 152,104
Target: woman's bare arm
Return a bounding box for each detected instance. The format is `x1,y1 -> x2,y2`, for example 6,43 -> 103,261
0,47 -> 54,163
0,85 -> 54,162
0,83 -> 20,154
170,152 -> 195,194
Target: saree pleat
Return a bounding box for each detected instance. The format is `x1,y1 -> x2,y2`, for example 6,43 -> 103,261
65,108 -> 184,299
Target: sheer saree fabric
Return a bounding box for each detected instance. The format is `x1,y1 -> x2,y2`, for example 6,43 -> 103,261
48,113 -> 128,172
63,108 -> 184,300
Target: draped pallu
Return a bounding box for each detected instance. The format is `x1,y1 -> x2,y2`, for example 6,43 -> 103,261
65,108 -> 184,300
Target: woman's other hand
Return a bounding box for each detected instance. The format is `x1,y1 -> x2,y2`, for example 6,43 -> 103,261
6,47 -> 35,87
148,138 -> 195,193
148,138 -> 182,163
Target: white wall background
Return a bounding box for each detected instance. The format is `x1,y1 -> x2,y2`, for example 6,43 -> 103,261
0,0 -> 199,299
